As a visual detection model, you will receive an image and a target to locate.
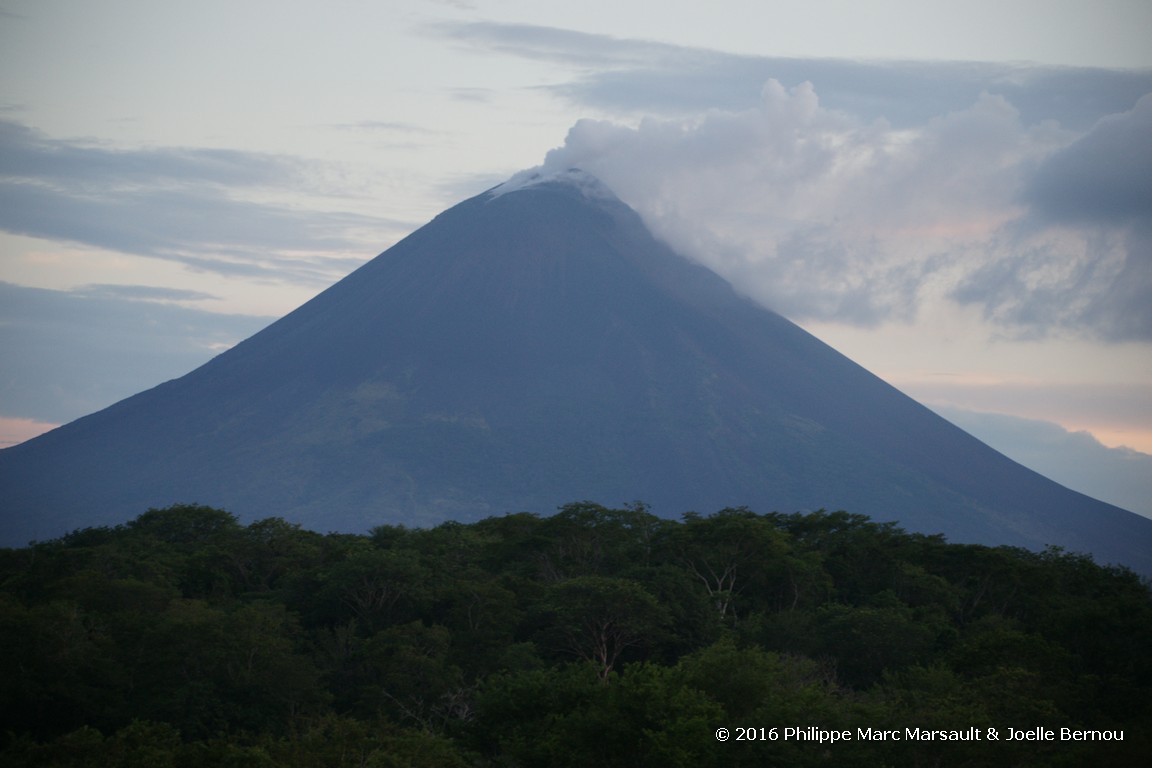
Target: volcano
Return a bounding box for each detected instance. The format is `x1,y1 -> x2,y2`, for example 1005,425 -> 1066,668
2,169 -> 1150,573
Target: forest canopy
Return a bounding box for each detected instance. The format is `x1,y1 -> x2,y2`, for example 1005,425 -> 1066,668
1,502 -> 1149,766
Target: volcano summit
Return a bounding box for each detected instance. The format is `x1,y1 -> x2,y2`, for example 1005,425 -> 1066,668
2,169 -> 1150,573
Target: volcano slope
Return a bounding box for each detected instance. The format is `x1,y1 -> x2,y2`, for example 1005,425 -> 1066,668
2,169 -> 1150,574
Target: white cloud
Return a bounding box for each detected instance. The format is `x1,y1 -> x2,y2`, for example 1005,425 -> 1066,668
518,78 -> 1149,340
951,95 -> 1152,341
426,21 -> 1152,341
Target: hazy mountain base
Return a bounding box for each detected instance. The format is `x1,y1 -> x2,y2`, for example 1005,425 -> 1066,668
1,502 -> 1148,767
936,406 -> 1152,520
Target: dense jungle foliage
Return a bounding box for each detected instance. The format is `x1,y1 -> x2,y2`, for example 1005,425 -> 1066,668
1,502 -> 1149,766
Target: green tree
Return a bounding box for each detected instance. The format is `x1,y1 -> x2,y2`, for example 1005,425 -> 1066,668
539,576 -> 669,679
672,509 -> 789,620
320,548 -> 430,632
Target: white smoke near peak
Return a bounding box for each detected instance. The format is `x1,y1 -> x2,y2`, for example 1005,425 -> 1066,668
530,79 -> 1148,340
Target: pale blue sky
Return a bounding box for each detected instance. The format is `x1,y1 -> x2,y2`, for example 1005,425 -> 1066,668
1,0 -> 1150,513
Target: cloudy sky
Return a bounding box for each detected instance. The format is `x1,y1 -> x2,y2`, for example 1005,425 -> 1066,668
2,0 -> 1150,516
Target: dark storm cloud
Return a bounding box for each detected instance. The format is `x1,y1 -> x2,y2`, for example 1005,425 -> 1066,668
0,120 -> 398,285
0,281 -> 272,423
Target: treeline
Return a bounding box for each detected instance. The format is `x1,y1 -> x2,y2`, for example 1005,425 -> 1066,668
1,502 -> 1149,766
